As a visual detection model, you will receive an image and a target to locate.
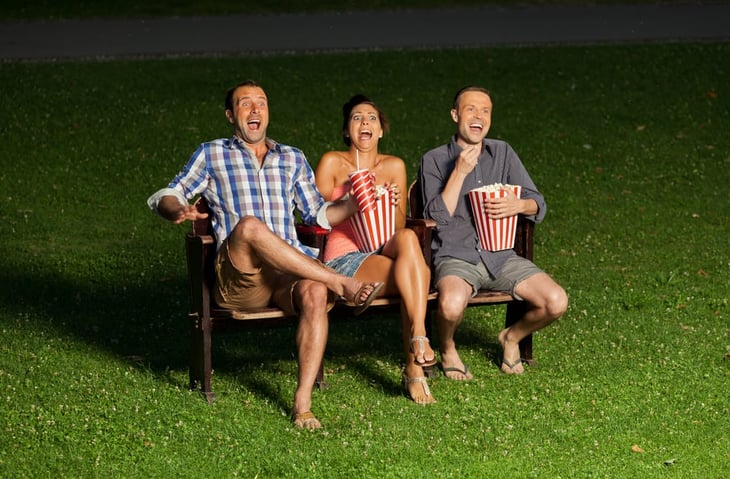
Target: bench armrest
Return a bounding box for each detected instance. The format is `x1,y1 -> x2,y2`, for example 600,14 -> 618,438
514,216 -> 534,261
296,224 -> 329,261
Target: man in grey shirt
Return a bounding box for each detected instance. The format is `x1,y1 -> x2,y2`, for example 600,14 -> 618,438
418,85 -> 568,378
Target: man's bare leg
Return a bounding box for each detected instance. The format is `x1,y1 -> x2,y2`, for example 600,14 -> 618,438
290,279 -> 329,430
435,275 -> 473,380
498,272 -> 568,374
228,216 -> 378,304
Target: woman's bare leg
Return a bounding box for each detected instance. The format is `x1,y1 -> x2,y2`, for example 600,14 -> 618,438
353,229 -> 436,403
356,229 -> 434,364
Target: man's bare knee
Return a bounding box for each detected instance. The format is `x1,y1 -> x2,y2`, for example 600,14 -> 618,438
296,280 -> 330,317
438,292 -> 469,322
547,286 -> 568,319
436,277 -> 470,321
231,215 -> 268,244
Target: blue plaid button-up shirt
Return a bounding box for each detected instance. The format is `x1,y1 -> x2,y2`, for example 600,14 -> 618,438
164,136 -> 325,258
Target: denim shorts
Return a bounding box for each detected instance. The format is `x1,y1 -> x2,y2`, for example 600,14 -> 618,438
325,251 -> 374,278
434,255 -> 543,300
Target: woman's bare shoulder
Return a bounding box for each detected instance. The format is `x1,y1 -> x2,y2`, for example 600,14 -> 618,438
379,153 -> 407,171
317,150 -> 350,171
379,152 -> 404,163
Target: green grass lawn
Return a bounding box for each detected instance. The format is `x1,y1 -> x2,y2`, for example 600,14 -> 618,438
1,43 -> 728,477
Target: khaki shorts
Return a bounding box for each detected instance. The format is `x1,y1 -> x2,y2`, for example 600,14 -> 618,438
213,239 -> 334,317
434,255 -> 543,300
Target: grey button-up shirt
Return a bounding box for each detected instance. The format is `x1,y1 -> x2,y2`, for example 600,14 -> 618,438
419,136 -> 546,277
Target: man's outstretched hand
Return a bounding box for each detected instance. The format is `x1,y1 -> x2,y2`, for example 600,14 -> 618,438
172,204 -> 208,224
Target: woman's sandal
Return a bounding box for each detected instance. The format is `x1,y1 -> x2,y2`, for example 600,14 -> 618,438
402,373 -> 436,405
410,335 -> 437,367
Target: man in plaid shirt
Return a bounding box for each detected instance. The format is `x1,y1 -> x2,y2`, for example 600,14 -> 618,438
148,80 -> 384,430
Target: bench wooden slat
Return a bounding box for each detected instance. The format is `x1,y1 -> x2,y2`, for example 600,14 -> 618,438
224,307 -> 289,320
218,291 -> 513,323
469,291 -> 514,304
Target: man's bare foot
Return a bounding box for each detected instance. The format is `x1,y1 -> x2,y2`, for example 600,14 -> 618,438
439,350 -> 473,380
498,328 -> 524,374
441,363 -> 473,380
291,410 -> 322,430
341,280 -> 384,314
341,278 -> 372,302
353,282 -> 384,315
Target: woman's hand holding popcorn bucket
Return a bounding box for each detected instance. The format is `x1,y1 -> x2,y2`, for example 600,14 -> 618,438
385,181 -> 400,207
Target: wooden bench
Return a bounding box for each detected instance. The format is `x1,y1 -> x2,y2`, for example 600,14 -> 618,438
185,182 -> 534,403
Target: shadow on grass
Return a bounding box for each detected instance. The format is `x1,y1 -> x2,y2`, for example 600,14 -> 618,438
1,267 -> 190,371
1,266 -> 510,407
319,307 -> 509,393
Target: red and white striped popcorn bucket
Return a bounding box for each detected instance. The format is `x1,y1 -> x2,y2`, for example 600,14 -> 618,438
348,188 -> 395,253
468,184 -> 522,252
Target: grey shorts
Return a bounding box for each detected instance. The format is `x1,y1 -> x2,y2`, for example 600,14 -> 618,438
433,255 -> 543,300
325,251 -> 374,278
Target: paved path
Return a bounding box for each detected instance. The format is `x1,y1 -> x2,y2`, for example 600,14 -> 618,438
2,3 -> 729,61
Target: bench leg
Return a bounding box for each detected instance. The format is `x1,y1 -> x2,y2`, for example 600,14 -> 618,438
190,313 -> 216,404
505,301 -> 535,366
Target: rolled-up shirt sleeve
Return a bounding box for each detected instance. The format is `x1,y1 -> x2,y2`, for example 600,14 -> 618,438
315,201 -> 334,230
146,187 -> 188,216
